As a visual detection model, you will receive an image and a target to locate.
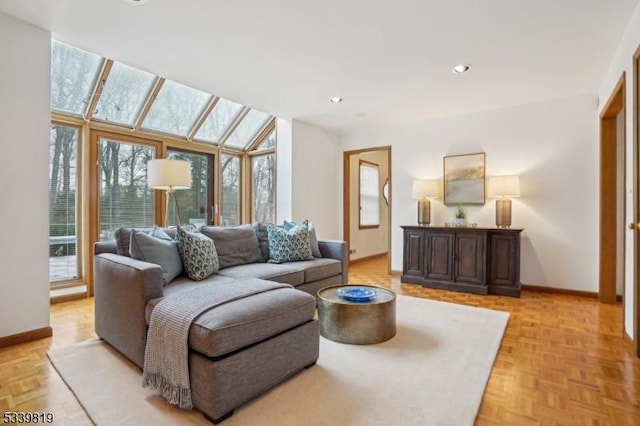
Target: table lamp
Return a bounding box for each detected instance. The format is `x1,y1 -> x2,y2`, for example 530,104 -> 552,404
488,175 -> 521,228
411,179 -> 438,226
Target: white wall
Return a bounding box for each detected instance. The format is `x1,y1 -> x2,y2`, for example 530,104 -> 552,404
288,120 -> 340,240
349,150 -> 389,260
338,94 -> 599,291
276,118 -> 293,222
598,1 -> 640,339
0,13 -> 50,338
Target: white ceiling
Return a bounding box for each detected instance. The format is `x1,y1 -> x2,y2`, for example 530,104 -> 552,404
0,0 -> 638,135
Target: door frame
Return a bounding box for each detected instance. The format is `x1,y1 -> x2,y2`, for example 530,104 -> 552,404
343,146 -> 392,272
633,46 -> 640,356
599,74 -> 626,306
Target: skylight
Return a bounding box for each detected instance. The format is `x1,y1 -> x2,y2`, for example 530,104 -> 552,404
50,39 -> 275,152
223,109 -> 271,150
51,40 -> 103,116
194,98 -> 243,144
142,80 -> 212,137
93,62 -> 156,127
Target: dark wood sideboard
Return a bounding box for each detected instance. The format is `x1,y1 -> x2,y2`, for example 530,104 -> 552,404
401,226 -> 522,297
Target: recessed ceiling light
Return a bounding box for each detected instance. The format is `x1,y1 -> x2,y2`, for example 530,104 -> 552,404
330,97 -> 343,103
452,64 -> 471,74
125,0 -> 148,4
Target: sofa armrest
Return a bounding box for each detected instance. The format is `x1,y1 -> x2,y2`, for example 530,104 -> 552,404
94,253 -> 164,367
318,240 -> 348,284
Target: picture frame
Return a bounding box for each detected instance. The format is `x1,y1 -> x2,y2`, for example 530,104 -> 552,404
443,152 -> 486,205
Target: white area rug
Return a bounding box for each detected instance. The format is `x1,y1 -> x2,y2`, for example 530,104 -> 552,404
48,295 -> 509,426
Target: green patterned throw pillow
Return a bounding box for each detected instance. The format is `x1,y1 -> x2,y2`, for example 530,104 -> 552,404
176,225 -> 219,281
267,220 -> 314,263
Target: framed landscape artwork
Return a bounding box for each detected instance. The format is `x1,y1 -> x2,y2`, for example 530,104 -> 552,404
443,153 -> 486,205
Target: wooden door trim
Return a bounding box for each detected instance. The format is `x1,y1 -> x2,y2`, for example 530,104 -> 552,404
634,45 -> 640,356
343,146 -> 392,273
599,74 -> 625,305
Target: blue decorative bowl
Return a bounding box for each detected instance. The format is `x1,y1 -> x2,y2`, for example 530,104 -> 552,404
336,286 -> 378,302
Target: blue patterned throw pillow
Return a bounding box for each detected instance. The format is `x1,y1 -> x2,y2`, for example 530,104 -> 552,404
283,220 -> 322,258
267,220 -> 314,263
176,225 -> 219,281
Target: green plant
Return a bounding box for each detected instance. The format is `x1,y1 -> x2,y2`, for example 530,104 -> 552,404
455,205 -> 467,219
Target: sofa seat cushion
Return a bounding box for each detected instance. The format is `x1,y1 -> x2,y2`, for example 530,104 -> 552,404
286,258 -> 342,283
217,263 -> 304,286
146,281 -> 316,358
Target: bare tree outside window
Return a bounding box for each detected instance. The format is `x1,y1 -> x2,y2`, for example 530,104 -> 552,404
220,155 -> 240,226
98,139 -> 155,240
49,124 -> 78,282
51,40 -> 103,116
167,150 -> 210,226
252,154 -> 275,223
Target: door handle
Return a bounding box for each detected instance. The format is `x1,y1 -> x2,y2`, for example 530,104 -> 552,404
628,222 -> 639,230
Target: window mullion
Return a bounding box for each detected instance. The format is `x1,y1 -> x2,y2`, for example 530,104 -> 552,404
133,77 -> 165,131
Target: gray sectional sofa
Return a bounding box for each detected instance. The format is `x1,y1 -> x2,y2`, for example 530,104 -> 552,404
93,223 -> 347,423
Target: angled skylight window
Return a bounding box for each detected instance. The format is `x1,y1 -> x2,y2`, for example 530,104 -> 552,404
254,129 -> 276,151
93,62 -> 156,127
194,98 -> 243,144
223,109 -> 271,150
51,40 -> 104,116
142,80 -> 211,137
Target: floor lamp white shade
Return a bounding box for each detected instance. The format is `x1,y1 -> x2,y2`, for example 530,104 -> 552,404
488,175 -> 521,228
412,179 -> 438,226
147,159 -> 192,226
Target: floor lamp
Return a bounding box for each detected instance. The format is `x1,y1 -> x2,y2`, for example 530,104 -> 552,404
147,159 -> 192,226
488,175 -> 521,228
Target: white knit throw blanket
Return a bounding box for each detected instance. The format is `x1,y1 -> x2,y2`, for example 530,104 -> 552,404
142,278 -> 291,409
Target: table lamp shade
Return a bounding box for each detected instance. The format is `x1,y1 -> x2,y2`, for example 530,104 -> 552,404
488,175 -> 520,198
412,179 -> 438,199
147,159 -> 191,190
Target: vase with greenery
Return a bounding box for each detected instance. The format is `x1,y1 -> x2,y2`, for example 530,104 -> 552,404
452,205 -> 467,227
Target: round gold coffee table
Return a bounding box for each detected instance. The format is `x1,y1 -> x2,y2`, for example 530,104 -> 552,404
317,285 -> 396,344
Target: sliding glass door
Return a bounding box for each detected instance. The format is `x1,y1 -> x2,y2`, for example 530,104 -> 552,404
167,149 -> 214,226
97,137 -> 157,241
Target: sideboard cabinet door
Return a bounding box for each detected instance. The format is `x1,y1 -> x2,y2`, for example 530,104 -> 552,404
454,232 -> 486,286
488,231 -> 521,297
403,228 -> 425,278
425,230 -> 454,282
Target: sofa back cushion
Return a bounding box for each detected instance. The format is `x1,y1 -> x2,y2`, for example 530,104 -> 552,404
114,227 -> 177,257
252,223 -> 270,262
199,224 -> 263,269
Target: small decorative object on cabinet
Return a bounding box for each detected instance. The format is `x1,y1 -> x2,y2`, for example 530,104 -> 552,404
452,204 -> 467,227
401,226 -> 522,297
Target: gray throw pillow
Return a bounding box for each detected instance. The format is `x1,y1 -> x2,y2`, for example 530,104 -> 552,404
129,228 -> 183,285
176,225 -> 219,281
199,224 -> 263,269
267,220 -> 314,264
283,220 -> 321,258
115,226 -> 177,256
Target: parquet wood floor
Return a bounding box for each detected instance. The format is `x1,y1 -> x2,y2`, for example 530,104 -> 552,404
0,256 -> 638,425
